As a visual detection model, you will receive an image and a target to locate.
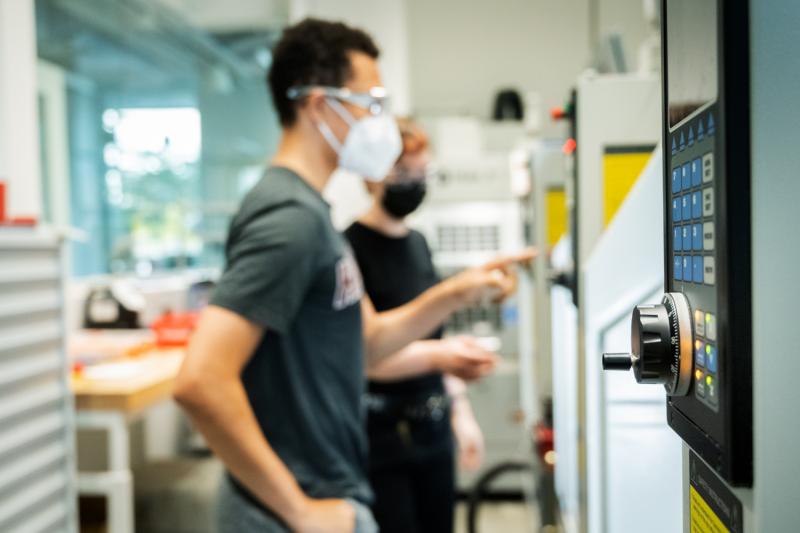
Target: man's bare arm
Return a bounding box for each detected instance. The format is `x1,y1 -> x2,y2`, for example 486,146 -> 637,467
173,305 -> 354,532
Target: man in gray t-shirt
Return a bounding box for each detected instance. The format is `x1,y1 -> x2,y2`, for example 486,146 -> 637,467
212,166 -> 372,505
174,19 -> 533,533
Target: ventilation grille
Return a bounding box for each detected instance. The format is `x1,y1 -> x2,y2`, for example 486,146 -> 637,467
445,304 -> 503,334
436,225 -> 501,253
0,235 -> 76,533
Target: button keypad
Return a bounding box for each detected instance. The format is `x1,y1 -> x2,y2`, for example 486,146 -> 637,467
692,224 -> 703,251
703,188 -> 714,216
693,307 -> 718,407
696,370 -> 706,398
671,119 -> 720,412
682,163 -> 692,190
692,191 -> 702,219
704,256 -> 716,285
703,222 -> 715,250
692,256 -> 704,283
706,344 -> 718,373
695,309 -> 705,336
695,340 -> 706,367
705,313 -> 717,341
706,375 -> 718,405
691,158 -> 702,187
702,153 -> 714,183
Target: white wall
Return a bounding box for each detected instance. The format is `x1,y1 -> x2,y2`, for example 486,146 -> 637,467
0,0 -> 42,218
290,0 -> 412,115
407,0 -> 589,131
406,0 -> 652,133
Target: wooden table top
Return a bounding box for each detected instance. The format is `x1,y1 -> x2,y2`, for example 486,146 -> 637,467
71,349 -> 185,414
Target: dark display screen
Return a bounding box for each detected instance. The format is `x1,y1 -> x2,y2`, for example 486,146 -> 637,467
667,0 -> 718,129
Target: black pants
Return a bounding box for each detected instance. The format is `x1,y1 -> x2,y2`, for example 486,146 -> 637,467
368,414 -> 456,533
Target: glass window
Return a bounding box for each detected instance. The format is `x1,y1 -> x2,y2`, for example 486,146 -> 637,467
35,0 -> 281,276
101,107 -> 203,275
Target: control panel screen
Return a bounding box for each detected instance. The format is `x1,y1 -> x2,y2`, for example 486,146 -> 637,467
667,0 -> 718,128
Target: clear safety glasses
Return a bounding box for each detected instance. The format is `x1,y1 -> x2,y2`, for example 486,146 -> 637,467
286,85 -> 392,116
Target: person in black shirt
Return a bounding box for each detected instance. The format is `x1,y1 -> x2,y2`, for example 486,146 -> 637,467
345,119 -> 493,533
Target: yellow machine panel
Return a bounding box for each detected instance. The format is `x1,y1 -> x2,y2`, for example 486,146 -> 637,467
545,188 -> 567,247
602,146 -> 655,226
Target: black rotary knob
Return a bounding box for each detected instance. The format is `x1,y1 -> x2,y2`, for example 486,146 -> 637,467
603,293 -> 693,396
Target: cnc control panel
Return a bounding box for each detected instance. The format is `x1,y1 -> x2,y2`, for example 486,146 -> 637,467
603,0 -> 752,487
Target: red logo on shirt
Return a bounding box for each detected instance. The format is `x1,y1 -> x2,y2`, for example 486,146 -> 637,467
333,249 -> 364,310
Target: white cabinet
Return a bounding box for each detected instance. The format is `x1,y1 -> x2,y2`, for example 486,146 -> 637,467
0,230 -> 77,532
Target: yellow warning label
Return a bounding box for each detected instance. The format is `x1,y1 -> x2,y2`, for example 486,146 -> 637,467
602,151 -> 652,226
690,486 -> 730,533
545,188 -> 567,247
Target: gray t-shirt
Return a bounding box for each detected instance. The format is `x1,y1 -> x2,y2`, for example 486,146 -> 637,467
211,166 -> 371,508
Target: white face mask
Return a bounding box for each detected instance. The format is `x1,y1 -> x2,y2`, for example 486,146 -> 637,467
317,98 -> 402,182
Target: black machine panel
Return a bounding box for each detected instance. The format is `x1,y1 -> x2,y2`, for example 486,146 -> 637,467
663,0 -> 751,487
602,0 -> 752,487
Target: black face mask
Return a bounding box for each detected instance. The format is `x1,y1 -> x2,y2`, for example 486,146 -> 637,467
381,180 -> 427,219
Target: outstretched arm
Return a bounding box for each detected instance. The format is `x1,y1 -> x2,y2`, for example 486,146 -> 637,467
362,249 -> 536,363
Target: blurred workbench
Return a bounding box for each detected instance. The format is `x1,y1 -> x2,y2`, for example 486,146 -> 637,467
72,349 -> 184,413
70,330 -> 187,533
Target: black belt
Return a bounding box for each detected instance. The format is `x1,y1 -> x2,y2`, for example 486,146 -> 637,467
364,392 -> 451,422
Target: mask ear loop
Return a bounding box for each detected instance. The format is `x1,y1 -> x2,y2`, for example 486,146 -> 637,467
317,121 -> 343,155
317,98 -> 354,155
316,98 -> 355,155
326,97 -> 357,126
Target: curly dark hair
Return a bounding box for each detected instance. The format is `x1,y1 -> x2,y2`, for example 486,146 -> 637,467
268,18 -> 380,126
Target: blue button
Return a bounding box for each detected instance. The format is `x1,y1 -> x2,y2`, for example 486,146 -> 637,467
672,168 -> 681,193
688,127 -> 695,147
682,163 -> 691,190
672,198 -> 681,222
682,226 -> 692,251
683,256 -> 692,280
682,194 -> 691,220
692,191 -> 702,219
707,344 -> 718,372
696,341 -> 706,366
708,114 -> 716,135
674,226 -> 682,251
674,256 -> 683,281
691,158 -> 702,187
692,224 -> 703,250
698,119 -> 705,140
680,131 -> 686,150
672,137 -> 678,155
693,256 -> 704,283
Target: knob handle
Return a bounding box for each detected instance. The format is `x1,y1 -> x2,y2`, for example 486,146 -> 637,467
602,353 -> 633,371
600,293 -> 694,396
